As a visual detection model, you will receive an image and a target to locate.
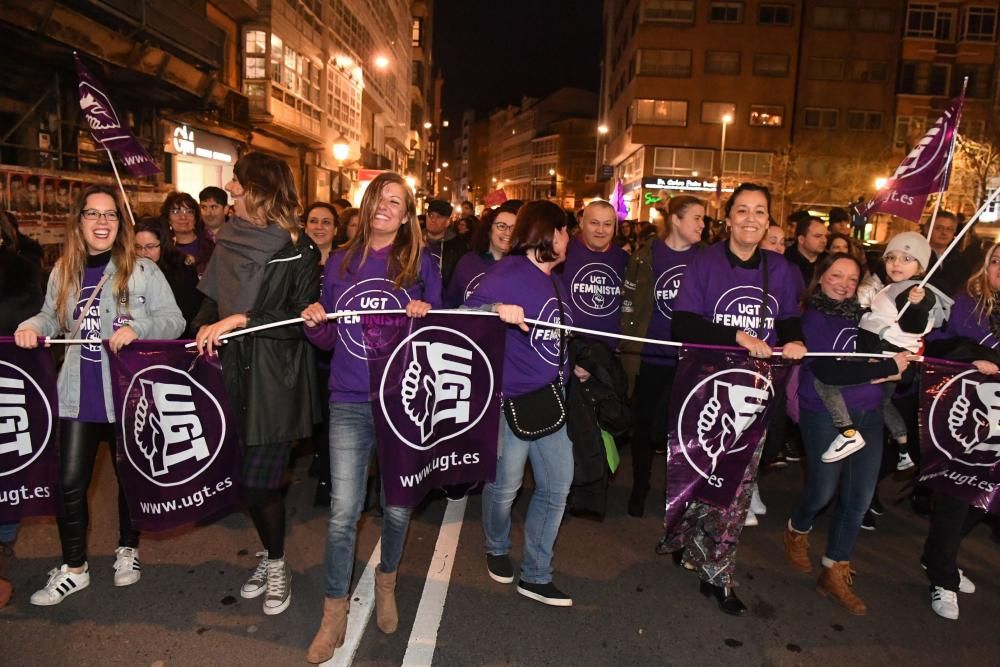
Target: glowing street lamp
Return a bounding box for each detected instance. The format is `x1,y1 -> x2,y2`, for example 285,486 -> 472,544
441,161 -> 449,168
874,177 -> 888,190
423,121 -> 432,129
405,175 -> 416,190
597,124 -> 609,135
374,55 -> 389,70
333,141 -> 350,197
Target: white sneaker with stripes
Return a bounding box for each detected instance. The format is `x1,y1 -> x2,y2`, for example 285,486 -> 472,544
30,563 -> 90,606
113,547 -> 141,587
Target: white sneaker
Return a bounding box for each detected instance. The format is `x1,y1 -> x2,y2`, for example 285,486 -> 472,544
30,564 -> 90,606
750,486 -> 767,516
822,430 -> 866,463
113,547 -> 141,587
897,450 -> 915,471
744,510 -> 759,527
241,551 -> 269,599
262,558 -> 291,616
930,586 -> 959,620
921,563 -> 976,594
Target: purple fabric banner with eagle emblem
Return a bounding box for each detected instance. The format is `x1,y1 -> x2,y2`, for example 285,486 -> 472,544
106,342 -> 241,530
918,358 -> 1000,515
0,339 -> 60,522
664,346 -> 789,533
365,312 -> 506,507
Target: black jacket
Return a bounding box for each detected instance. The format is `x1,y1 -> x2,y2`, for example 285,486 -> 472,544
0,247 -> 43,335
784,244 -> 824,285
194,235 -> 322,448
427,234 -> 467,291
161,259 -> 203,338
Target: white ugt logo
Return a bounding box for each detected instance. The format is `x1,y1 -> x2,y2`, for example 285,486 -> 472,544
0,377 -> 32,458
948,379 -> 1000,457
134,380 -> 210,477
696,380 -> 769,473
401,342 -> 473,442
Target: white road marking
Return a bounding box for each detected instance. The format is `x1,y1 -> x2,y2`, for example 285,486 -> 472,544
401,497 -> 468,667
324,539 -> 381,667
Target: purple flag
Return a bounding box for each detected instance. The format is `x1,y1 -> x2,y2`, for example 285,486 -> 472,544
75,54 -> 160,178
863,95 -> 963,222
106,341 -> 241,530
918,358 -> 1000,515
609,179 -> 628,221
365,312 -> 505,507
664,346 -> 789,532
0,339 -> 60,522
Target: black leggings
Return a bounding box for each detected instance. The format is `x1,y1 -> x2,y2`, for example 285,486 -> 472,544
58,420 -> 139,568
243,486 -> 285,560
631,362 -> 677,497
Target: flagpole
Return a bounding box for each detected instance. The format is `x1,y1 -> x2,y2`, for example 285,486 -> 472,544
926,77 -> 967,239
104,147 -> 136,226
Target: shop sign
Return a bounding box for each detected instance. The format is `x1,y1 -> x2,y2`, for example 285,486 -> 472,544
166,124 -> 235,164
641,176 -> 734,194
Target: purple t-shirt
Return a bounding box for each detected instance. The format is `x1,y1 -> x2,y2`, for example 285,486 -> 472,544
799,308 -> 883,412
559,237 -> 628,337
673,242 -> 803,345
75,260 -> 130,422
936,291 -> 998,349
445,251 -> 494,308
643,242 -> 698,364
305,245 -> 443,402
466,255 -> 575,397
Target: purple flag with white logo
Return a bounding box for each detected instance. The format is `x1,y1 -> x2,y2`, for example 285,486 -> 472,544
107,342 -> 241,530
609,179 -> 629,221
862,95 -> 963,222
664,346 -> 789,532
75,54 -> 160,178
918,358 -> 1000,515
365,312 -> 505,507
0,339 -> 60,522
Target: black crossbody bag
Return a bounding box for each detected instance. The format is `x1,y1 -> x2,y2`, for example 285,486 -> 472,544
502,275 -> 567,441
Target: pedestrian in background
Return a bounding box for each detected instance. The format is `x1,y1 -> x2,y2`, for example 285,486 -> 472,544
133,217 -> 203,337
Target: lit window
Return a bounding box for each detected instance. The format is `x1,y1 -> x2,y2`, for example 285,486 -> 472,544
749,105 -> 784,127
634,99 -> 688,126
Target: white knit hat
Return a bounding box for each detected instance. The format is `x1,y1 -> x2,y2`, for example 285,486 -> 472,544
883,231 -> 931,271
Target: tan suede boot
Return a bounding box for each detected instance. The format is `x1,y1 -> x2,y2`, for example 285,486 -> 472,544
784,522 -> 813,573
306,596 -> 349,664
374,568 -> 399,634
817,561 -> 867,615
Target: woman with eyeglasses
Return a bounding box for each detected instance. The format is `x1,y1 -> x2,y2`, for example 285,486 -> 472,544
14,185 -> 184,606
161,192 -> 215,279
444,200 -> 521,307
133,217 -> 203,337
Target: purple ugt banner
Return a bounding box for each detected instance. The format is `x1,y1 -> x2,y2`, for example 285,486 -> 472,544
664,346 -> 788,533
106,341 -> 241,530
918,358 -> 1000,515
862,95 -> 962,223
75,54 -> 160,178
0,339 -> 60,522
365,312 -> 505,507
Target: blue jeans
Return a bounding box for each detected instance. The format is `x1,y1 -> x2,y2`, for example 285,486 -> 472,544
482,421 -> 574,584
791,407 -> 884,562
324,402 -> 411,598
0,522 -> 17,544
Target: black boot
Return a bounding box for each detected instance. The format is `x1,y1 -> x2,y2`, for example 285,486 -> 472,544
313,478 -> 331,508
699,581 -> 747,616
627,488 -> 647,518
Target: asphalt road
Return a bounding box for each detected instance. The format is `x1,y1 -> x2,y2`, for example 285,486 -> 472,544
1,445 -> 998,666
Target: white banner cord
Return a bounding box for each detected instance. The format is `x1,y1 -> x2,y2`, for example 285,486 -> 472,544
40,308 -> 898,360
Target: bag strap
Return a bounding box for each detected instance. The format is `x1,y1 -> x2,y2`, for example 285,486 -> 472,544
760,249 -> 770,338
549,273 -> 566,383
70,272 -> 110,339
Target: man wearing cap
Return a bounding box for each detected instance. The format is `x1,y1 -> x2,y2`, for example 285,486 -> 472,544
424,199 -> 467,289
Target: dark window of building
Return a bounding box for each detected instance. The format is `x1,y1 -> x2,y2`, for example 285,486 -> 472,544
807,57 -> 845,80
853,60 -> 889,82
412,61 -> 423,87
803,108 -> 839,129
701,101 -> 737,123
906,3 -> 936,37
759,3 -> 793,25
410,103 -> 423,130
929,63 -> 949,94
754,53 -> 789,76
847,110 -> 883,131
642,0 -> 695,23
705,50 -> 741,75
639,49 -> 692,77
954,64 -> 993,98
857,8 -> 894,31
749,105 -> 784,127
813,6 -> 849,29
709,1 -> 743,23
965,7 -> 998,41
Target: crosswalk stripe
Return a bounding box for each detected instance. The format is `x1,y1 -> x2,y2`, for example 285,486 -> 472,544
323,539 -> 381,667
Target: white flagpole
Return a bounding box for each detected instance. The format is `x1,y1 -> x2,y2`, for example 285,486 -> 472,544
104,147 -> 137,226
926,77 -> 967,239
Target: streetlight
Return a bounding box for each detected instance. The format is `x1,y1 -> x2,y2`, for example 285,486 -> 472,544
717,113 -> 733,215
874,176 -> 888,190
441,161 -> 449,168
333,140 -> 350,198
374,55 -> 389,70
423,121 -> 432,129
405,175 -> 416,190
598,124 -> 609,135
594,122 -> 610,191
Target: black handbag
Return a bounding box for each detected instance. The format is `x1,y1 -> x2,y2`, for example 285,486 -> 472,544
502,276 -> 568,441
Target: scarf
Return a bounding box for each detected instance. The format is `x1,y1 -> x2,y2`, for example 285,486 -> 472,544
198,217 -> 291,318
807,291 -> 863,323
988,296 -> 1000,340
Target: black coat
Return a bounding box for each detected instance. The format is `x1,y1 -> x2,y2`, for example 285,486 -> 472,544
161,258 -> 203,338
194,235 -> 322,448
0,247 -> 43,335
566,337 -> 631,518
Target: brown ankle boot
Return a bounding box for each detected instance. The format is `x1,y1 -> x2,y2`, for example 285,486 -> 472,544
817,561 -> 867,615
375,568 -> 398,634
306,596 -> 349,664
784,522 -> 813,573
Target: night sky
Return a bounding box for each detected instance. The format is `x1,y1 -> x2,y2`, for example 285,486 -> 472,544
433,0 -> 602,120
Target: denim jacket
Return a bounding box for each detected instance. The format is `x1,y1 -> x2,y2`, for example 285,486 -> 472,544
19,257 -> 185,421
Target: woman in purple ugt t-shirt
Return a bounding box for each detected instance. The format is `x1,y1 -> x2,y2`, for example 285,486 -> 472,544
301,173 -> 438,664
464,200 -> 582,608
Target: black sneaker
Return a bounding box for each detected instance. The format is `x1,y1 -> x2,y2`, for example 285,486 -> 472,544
486,554 -> 514,584
783,440 -> 804,462
516,580 -> 573,607
869,495 -> 885,516
860,510 -> 877,531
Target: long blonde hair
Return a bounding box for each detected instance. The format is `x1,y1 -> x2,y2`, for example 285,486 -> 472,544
54,185 -> 135,329
233,152 -> 301,242
967,241 -> 1000,320
340,172 -> 422,289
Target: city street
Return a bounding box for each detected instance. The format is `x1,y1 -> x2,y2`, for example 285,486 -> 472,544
1,445 -> 997,666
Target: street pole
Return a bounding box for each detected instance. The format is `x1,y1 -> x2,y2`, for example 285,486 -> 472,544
717,114 -> 731,217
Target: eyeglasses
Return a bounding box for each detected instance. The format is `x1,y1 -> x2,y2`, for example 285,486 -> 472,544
81,209 -> 119,223
170,207 -> 195,216
884,252 -> 916,264
493,222 -> 513,233
135,242 -> 161,253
